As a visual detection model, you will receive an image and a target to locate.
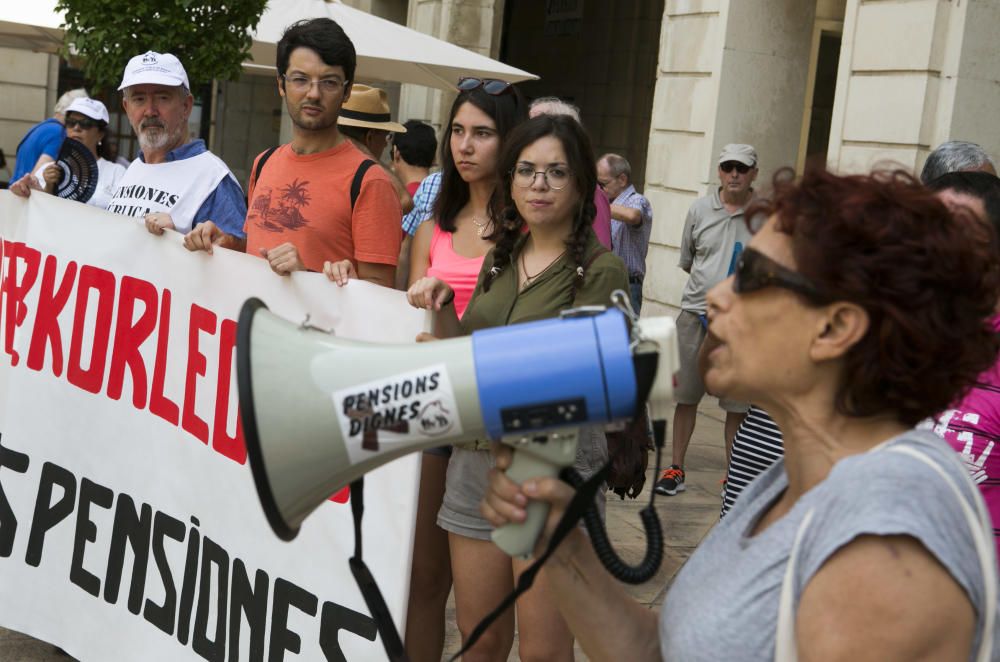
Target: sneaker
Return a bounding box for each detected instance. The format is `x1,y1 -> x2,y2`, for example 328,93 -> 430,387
655,465 -> 686,496
719,477 -> 728,498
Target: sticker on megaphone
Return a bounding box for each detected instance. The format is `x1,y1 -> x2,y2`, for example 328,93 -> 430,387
332,363 -> 464,463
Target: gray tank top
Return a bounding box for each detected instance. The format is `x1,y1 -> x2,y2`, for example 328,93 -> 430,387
659,429 -> 998,660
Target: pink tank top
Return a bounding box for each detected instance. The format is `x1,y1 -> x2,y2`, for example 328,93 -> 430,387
426,223 -> 486,319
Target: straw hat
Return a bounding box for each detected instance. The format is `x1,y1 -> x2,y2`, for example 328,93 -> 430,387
338,84 -> 406,133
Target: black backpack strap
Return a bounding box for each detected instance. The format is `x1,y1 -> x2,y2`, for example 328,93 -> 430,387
247,146 -> 279,203
350,159 -> 377,210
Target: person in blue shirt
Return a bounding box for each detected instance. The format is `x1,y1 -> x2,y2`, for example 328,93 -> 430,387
12,88 -> 88,181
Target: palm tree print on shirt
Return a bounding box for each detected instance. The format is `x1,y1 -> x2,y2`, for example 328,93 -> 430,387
253,178 -> 312,231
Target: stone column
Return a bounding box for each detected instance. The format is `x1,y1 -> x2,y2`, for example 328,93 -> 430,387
642,0 -> 816,317
826,0 -> 1000,175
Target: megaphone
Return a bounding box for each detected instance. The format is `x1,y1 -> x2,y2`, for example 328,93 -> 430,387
237,297 -> 677,557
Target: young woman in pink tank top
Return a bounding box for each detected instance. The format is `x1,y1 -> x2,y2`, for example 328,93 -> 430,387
401,80 -> 527,661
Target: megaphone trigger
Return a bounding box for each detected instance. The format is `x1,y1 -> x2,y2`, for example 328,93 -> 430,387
491,428 -> 579,558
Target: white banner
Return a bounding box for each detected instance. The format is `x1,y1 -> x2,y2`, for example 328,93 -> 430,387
0,192 -> 428,661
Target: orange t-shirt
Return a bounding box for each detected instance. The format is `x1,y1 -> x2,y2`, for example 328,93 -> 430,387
244,141 -> 402,272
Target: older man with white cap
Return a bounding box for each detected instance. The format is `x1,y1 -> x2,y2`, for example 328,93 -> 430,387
654,143 -> 758,498
106,51 -> 246,249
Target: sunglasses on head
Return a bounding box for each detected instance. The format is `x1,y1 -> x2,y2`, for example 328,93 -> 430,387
66,117 -> 98,130
720,161 -> 752,174
457,77 -> 513,96
734,247 -> 830,304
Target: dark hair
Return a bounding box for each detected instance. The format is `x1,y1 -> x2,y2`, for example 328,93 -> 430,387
483,114 -> 598,295
393,120 -> 437,168
750,167 -> 1000,426
277,18 -> 356,84
338,123 -> 372,144
433,85 -> 527,234
66,110 -> 111,160
926,170 -> 1000,243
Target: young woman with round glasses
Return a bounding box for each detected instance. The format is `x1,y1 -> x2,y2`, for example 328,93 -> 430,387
410,114 -> 628,661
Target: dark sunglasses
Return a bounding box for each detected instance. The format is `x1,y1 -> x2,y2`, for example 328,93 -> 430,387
720,161 -> 752,174
65,117 -> 98,130
734,247 -> 830,303
457,77 -> 513,96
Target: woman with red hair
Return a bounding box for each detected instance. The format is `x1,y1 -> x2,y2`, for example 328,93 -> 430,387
484,168 -> 1000,660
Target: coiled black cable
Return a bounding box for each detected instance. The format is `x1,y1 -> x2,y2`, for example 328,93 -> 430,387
564,419 -> 667,584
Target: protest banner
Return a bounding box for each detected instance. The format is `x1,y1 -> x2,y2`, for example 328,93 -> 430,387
0,192 -> 427,661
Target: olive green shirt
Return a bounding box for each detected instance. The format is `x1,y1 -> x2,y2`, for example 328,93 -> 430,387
462,231 -> 629,333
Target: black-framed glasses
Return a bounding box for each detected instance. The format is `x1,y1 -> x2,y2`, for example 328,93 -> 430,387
734,247 -> 830,303
511,164 -> 572,190
281,74 -> 347,95
720,161 -> 752,174
66,117 -> 98,130
457,77 -> 512,96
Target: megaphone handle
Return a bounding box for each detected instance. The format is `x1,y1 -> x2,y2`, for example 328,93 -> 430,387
491,450 -> 559,558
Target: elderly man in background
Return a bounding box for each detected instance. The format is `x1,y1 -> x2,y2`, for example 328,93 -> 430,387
597,152 -> 653,314
921,140 -> 997,183
110,51 -> 246,246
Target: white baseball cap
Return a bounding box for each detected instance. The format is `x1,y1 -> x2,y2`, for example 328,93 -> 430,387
118,51 -> 190,91
65,97 -> 110,124
719,143 -> 758,167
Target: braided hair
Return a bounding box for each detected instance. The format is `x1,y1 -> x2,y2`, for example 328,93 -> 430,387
484,114 -> 600,295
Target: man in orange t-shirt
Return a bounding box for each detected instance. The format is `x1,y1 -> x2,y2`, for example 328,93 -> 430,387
184,17 -> 402,287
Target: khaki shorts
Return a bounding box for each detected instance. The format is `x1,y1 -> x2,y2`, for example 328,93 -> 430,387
438,426 -> 608,541
675,310 -> 748,413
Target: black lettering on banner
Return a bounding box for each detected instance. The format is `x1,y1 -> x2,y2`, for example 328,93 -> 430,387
144,510 -> 186,636
70,477 -> 114,597
0,436 -> 29,558
25,462 -> 76,567
104,493 -> 153,614
414,376 -> 427,394
318,601 -> 377,662
428,371 -> 440,390
168,194 -> 179,207
400,381 -> 412,398
268,578 -> 317,662
177,515 -> 202,646
229,559 -> 269,662
193,536 -> 229,662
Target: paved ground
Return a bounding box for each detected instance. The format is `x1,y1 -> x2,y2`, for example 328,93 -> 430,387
0,403 -> 728,661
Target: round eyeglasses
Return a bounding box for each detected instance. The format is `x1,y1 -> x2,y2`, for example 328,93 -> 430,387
511,164 -> 572,190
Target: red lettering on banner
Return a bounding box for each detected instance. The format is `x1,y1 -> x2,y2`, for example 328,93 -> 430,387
67,266 -> 116,394
107,277 -> 158,409
181,303 -> 216,445
26,256 -> 77,376
4,241 -> 41,366
212,319 -> 246,464
150,289 -> 179,426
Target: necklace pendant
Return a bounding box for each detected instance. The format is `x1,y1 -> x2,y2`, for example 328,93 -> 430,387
477,226 -> 484,237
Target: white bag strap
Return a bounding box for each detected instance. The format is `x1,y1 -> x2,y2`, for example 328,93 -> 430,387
774,507 -> 814,662
774,445 -> 996,662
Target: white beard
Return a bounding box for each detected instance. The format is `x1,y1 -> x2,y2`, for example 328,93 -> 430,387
137,124 -> 183,153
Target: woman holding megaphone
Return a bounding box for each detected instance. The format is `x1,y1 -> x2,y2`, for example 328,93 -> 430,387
482,168 -> 1000,661
409,113 -> 629,661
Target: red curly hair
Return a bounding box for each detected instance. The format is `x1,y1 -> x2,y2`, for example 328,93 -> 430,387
749,168 -> 1000,426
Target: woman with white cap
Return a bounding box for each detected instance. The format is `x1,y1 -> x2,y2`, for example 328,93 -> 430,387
35,97 -> 126,209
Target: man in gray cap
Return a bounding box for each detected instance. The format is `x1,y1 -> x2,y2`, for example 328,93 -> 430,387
109,51 -> 246,248
655,143 -> 756,497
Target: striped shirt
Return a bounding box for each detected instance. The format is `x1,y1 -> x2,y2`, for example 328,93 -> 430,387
721,405 -> 784,518
610,184 -> 653,278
